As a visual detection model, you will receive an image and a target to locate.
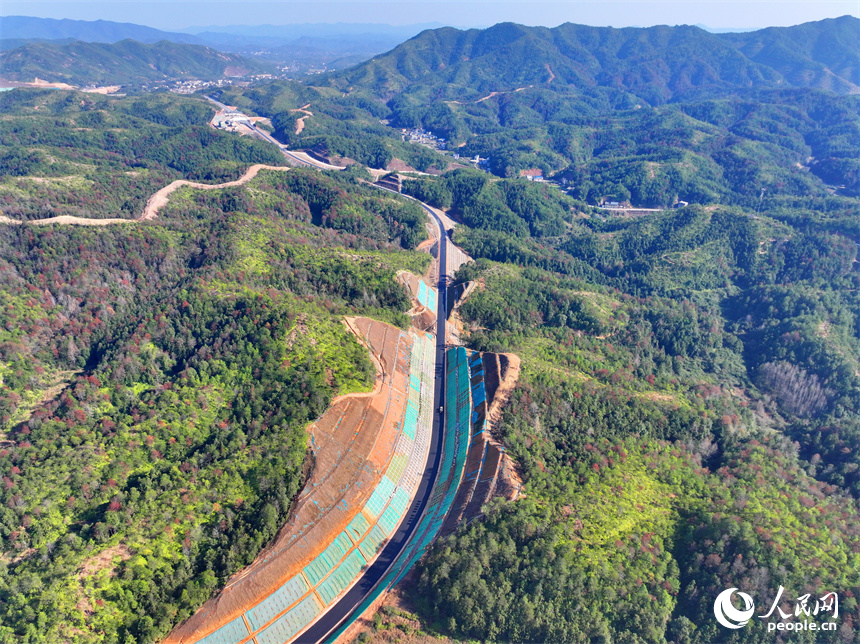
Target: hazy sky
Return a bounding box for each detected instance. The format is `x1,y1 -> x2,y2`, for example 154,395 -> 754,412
2,0 -> 857,32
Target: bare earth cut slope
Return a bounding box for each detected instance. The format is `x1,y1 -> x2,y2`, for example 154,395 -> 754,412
165,316 -> 437,644
397,271 -> 438,332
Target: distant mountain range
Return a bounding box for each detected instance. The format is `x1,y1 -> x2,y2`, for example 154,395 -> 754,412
188,23 -> 443,72
1,15 -> 857,95
221,15 -> 856,198
182,22 -> 444,39
0,16 -> 202,44
324,16 -> 860,103
0,16 -> 440,75
0,39 -> 273,86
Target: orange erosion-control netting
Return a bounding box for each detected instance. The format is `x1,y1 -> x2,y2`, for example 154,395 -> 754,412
165,317 -> 413,644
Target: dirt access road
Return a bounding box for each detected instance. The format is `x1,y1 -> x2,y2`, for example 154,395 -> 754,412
0,164 -> 291,226
138,164 -> 291,219
292,104 -> 313,134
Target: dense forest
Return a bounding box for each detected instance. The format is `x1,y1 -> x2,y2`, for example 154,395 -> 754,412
2,14 -> 860,644
405,170 -> 860,642
0,89 -> 430,643
328,18 -> 860,102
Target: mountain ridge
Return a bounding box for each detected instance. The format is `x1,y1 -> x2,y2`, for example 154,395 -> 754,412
719,15 -> 860,92
323,16 -> 860,103
0,15 -> 202,44
0,39 -> 273,86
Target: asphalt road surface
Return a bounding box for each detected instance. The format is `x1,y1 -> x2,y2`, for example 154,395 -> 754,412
297,201 -> 450,643
202,99 -> 451,642
206,96 -> 316,168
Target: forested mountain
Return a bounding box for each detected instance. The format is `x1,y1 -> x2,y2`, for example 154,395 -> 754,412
325,17 -> 860,101
0,38 -> 77,52
0,89 -> 429,642
720,16 -> 860,93
0,39 -> 273,86
211,17 -> 859,204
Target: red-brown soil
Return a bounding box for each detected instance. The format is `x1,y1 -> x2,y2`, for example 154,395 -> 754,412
165,317 -> 413,644
385,158 -> 418,173
396,271 -> 438,332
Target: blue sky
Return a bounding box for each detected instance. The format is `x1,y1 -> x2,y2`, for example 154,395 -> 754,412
2,0 -> 857,31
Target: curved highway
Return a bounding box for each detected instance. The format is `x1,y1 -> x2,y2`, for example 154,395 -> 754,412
298,201 -> 449,643
204,96 -> 454,643
206,96 -> 323,169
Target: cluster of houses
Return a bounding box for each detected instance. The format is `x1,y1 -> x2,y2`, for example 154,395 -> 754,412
168,76 -> 277,95
167,79 -> 229,94
403,128 -> 447,150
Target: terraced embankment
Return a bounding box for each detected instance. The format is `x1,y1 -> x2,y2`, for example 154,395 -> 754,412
440,351 -> 521,535
326,346 -> 521,644
323,203 -> 521,644
165,318 -> 437,644
321,347 -> 471,642
397,271 -> 438,332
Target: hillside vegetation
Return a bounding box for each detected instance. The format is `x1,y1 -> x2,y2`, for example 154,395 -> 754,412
0,40 -> 272,87
220,18 -> 860,205
405,168 -> 860,642
325,17 -> 859,100
0,90 -> 286,221
0,89 -> 429,643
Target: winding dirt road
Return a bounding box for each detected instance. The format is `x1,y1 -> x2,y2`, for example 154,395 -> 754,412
0,214 -> 132,226
138,163 -> 291,220
291,104 -> 313,134
0,164 -> 292,227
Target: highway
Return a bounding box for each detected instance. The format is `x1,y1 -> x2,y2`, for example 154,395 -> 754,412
206,96 -> 322,169
299,202 -> 449,643
204,95 -> 453,644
